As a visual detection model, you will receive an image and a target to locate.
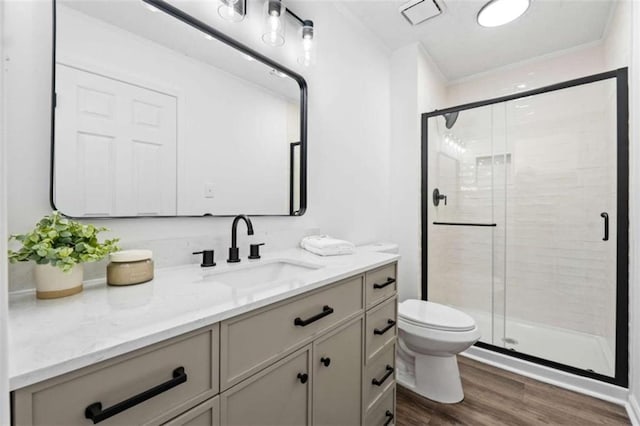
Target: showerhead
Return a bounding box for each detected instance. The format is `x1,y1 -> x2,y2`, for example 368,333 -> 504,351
444,111 -> 459,129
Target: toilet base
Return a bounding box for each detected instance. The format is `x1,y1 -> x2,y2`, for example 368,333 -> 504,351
397,352 -> 464,404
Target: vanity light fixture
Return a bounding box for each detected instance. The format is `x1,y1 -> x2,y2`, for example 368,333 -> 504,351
477,0 -> 530,28
298,20 -> 315,66
262,0 -> 286,46
260,0 -> 316,66
218,0 -> 246,23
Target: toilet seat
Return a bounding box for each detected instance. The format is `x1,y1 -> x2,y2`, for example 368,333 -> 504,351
399,300 -> 476,332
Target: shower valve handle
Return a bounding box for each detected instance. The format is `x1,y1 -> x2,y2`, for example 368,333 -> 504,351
433,188 -> 447,206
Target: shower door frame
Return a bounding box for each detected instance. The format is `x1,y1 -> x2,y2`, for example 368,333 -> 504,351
420,68 -> 629,388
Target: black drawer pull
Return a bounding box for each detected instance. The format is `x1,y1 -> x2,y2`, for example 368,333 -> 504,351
372,365 -> 394,387
84,367 -> 187,424
320,357 -> 331,367
297,373 -> 309,384
384,410 -> 394,426
294,305 -> 334,326
374,319 -> 396,335
373,277 -> 395,289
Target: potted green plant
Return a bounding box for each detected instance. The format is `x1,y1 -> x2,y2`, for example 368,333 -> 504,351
8,211 -> 119,299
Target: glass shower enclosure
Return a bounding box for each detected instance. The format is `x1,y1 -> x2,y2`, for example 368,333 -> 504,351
421,69 -> 628,386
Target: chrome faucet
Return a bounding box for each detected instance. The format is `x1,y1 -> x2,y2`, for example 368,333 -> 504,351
227,214 -> 254,263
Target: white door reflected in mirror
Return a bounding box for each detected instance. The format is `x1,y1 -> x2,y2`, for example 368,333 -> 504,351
53,1 -> 305,217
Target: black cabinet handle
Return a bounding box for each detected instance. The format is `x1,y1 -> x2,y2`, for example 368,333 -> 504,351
84,367 -> 187,424
601,212 -> 609,241
374,319 -> 396,336
373,277 -> 396,290
384,410 -> 394,426
372,365 -> 394,387
297,373 -> 308,384
294,305 -> 334,326
320,357 -> 331,367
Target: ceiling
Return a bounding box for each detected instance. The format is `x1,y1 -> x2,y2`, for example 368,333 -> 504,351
340,0 -> 616,81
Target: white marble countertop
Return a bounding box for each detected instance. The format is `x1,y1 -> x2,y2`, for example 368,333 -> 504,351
8,247 -> 399,390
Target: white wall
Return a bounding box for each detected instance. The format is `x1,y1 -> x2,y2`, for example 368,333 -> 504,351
446,43 -> 606,107
390,43 -> 446,301
5,1 -> 392,292
0,0 -> 10,422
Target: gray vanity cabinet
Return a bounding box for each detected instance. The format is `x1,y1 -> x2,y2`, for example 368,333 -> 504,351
11,262 -> 398,426
163,397 -> 220,426
12,326 -> 219,426
220,347 -> 311,425
312,318 -> 363,426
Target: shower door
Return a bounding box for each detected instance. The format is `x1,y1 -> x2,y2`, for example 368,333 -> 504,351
426,104 -> 507,346
423,69 -> 628,386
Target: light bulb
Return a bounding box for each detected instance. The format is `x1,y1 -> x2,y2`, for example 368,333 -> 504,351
262,0 -> 285,46
269,13 -> 281,31
297,20 -> 315,66
218,0 -> 245,23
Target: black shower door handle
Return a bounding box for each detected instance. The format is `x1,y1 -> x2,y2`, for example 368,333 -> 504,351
601,212 -> 609,241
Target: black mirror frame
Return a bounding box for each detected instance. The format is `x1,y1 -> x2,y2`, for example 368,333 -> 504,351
49,0 -> 307,218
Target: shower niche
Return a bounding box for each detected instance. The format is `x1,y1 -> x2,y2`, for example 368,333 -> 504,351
422,69 -> 628,387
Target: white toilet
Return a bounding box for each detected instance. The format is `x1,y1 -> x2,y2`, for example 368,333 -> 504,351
358,243 -> 481,403
396,299 -> 481,403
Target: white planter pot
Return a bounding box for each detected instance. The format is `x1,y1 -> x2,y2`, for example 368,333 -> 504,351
34,263 -> 84,299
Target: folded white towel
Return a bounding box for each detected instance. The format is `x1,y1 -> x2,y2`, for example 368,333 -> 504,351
300,235 -> 355,256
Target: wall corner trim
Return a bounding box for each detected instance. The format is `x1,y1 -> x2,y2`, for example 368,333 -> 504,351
628,394 -> 640,426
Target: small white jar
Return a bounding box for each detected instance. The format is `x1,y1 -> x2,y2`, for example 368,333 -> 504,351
107,250 -> 154,286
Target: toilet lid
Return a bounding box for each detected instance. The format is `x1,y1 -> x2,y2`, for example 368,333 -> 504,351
399,300 -> 476,332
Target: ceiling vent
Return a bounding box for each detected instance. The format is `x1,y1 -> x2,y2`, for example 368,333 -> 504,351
400,0 -> 442,25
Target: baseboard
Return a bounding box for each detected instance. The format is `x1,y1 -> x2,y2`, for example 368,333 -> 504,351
462,346 -> 628,405
628,394 -> 640,426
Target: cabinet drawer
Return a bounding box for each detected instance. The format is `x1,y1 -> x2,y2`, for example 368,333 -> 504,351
220,276 -> 363,390
220,346 -> 311,426
163,396 -> 219,426
365,263 -> 397,308
366,296 -> 397,363
365,386 -> 395,426
13,326 -> 218,426
364,343 -> 395,411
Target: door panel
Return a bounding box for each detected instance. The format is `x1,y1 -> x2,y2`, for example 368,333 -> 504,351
313,319 -> 363,426
55,64 -> 177,216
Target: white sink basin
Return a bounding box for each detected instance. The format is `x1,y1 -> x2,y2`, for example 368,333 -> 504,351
200,259 -> 323,288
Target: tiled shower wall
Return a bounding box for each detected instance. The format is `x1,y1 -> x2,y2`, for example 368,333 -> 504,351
427,71 -> 618,360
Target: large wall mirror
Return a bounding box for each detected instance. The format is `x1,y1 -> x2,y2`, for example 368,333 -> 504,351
51,0 -> 307,217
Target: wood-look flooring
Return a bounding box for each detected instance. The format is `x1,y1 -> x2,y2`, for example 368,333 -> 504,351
396,356 -> 630,426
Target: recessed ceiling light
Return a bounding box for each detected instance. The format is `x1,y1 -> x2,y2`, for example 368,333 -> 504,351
477,0 -> 530,28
